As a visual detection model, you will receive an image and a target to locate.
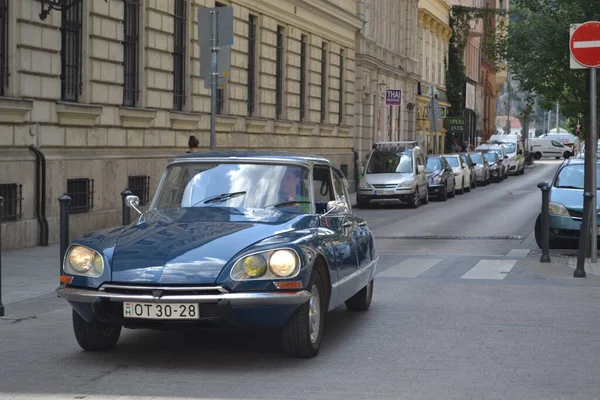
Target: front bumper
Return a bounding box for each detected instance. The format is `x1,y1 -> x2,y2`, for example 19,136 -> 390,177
549,214 -> 600,241
358,187 -> 415,203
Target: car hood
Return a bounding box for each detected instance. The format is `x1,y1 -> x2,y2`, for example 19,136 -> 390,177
364,172 -> 413,185
551,187 -> 600,211
110,208 -> 312,284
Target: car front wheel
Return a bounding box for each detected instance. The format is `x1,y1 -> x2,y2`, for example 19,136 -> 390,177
345,280 -> 374,311
282,269 -> 325,358
72,309 -> 121,351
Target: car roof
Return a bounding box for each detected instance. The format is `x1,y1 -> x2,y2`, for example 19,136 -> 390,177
172,150 -> 336,168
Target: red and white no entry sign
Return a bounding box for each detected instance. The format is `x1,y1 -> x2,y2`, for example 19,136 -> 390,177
570,21 -> 600,68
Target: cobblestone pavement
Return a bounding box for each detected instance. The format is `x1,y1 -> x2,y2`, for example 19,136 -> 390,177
3,160 -> 600,400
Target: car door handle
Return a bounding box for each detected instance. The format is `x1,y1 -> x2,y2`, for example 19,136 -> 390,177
342,221 -> 353,228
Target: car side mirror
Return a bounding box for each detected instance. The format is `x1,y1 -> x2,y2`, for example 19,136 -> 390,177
417,165 -> 425,174
324,200 -> 349,216
126,195 -> 143,215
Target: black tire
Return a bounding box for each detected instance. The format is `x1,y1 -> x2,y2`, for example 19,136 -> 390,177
72,309 -> 121,351
534,152 -> 542,160
282,269 -> 326,358
448,182 -> 456,198
408,189 -> 420,208
465,179 -> 471,192
345,280 -> 374,311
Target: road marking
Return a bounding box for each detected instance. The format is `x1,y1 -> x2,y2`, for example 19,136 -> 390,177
461,259 -> 518,280
573,40 -> 600,49
377,258 -> 442,278
505,249 -> 531,258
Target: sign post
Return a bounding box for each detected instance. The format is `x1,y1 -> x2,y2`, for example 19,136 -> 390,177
570,21 -> 600,269
198,7 -> 233,150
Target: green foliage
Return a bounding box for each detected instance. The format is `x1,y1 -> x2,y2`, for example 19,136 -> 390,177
507,0 -> 600,131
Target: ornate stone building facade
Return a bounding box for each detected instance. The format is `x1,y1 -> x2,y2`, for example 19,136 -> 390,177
354,0 -> 420,163
0,0 -> 362,250
416,0 -> 452,154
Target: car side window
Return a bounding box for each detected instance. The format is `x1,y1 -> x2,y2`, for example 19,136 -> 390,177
332,169 -> 350,210
313,166 -> 334,214
416,152 -> 425,171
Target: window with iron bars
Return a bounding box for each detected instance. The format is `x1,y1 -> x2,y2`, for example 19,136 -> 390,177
60,0 -> 83,102
173,0 -> 187,111
216,87 -> 224,114
300,34 -> 307,121
66,178 -> 94,214
0,184 -> 23,222
123,0 -> 140,107
128,175 -> 150,206
338,49 -> 344,125
0,0 -> 8,96
247,15 -> 257,116
275,25 -> 284,119
320,42 -> 328,123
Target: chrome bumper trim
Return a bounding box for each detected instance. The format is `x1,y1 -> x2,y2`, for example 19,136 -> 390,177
56,286 -> 311,306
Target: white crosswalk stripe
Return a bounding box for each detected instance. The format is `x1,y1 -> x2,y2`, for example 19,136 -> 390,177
460,259 -> 518,280
377,258 -> 443,278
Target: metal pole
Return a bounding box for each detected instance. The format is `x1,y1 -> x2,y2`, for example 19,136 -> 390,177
209,9 -> 219,150
0,195 -> 4,317
555,101 -> 559,133
121,189 -> 133,226
58,195 -> 71,276
591,67 -> 598,262
575,191 -> 593,277
537,182 -> 551,263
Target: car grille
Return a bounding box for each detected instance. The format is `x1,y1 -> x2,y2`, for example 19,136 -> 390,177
100,283 -> 228,297
372,184 -> 397,189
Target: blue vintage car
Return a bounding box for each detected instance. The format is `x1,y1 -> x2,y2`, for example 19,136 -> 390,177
535,158 -> 600,249
56,151 -> 378,357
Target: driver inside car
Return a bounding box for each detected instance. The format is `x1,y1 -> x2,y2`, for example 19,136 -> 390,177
277,168 -> 311,213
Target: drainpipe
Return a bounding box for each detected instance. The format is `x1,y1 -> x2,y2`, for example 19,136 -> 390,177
28,145 -> 49,246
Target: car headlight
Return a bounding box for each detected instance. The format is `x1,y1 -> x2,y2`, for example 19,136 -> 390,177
398,181 -> 413,188
231,249 -> 300,280
549,202 -> 570,216
432,176 -> 442,184
358,180 -> 373,190
63,245 -> 104,277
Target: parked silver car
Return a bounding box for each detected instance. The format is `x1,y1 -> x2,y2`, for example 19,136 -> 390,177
357,142 -> 429,208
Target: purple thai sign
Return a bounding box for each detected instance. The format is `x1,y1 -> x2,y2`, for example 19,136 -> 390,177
385,89 -> 402,106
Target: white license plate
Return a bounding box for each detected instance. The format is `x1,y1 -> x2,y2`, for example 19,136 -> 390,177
375,190 -> 395,196
123,302 -> 199,320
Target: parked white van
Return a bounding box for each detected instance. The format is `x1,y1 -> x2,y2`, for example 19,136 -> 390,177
528,137 -> 572,159
488,134 -> 525,175
538,133 -> 579,155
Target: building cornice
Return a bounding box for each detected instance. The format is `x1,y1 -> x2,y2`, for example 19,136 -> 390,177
418,9 -> 452,41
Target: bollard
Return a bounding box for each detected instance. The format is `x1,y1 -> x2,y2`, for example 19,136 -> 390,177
58,195 -> 71,276
0,195 -> 4,317
537,182 -> 551,263
121,189 -> 133,226
574,192 -> 594,278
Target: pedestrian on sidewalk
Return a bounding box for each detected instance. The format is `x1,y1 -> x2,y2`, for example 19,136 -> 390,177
187,135 -> 200,153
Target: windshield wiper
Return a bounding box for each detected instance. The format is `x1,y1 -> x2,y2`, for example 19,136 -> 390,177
191,191 -> 247,207
555,185 -> 583,189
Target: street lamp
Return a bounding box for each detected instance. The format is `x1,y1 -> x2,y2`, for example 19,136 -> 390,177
38,0 -> 105,21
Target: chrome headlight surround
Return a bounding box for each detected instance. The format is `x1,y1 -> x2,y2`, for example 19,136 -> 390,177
431,175 -> 442,184
358,180 -> 373,190
63,245 -> 104,278
549,202 -> 570,217
230,248 -> 301,281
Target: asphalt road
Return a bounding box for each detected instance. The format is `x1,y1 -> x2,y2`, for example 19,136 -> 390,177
4,159 -> 600,400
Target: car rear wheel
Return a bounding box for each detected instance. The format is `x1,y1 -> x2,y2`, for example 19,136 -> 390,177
72,309 -> 121,351
281,269 -> 325,358
345,280 -> 374,311
465,178 -> 471,192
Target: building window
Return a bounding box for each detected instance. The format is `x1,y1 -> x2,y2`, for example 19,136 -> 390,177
417,26 -> 423,77
0,0 -> 8,96
247,15 -> 257,116
431,33 -> 436,83
123,0 -> 140,107
338,49 -> 344,125
60,0 -> 83,102
128,175 -> 150,206
425,30 -> 430,83
275,25 -> 284,119
320,42 -> 327,123
216,87 -> 224,114
437,37 -> 442,84
173,0 -> 187,111
300,34 -> 307,121
67,178 -> 94,214
0,183 -> 23,222
499,0 -> 505,9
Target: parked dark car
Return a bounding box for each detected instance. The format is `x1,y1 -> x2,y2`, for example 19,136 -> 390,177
426,155 -> 456,201
482,151 -> 504,183
56,151 -> 378,358
459,153 -> 477,189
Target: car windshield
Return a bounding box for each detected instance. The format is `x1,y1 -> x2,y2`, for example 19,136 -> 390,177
152,162 -> 311,213
492,149 -> 503,158
483,152 -> 497,163
426,157 -> 442,170
470,153 -> 483,164
503,143 -> 516,154
445,156 -> 459,168
554,164 -> 600,189
367,153 -> 413,173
